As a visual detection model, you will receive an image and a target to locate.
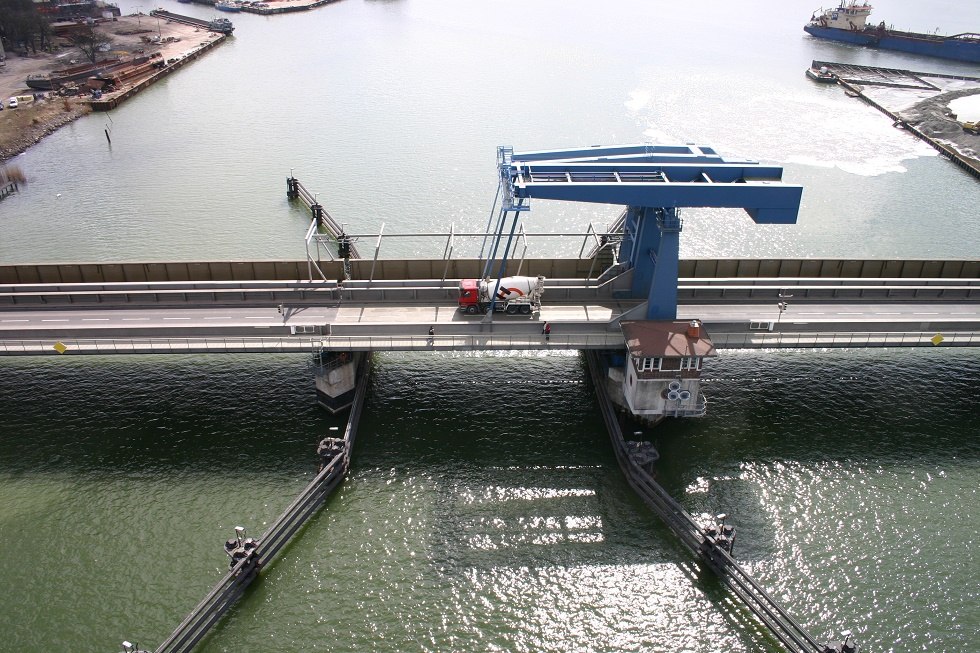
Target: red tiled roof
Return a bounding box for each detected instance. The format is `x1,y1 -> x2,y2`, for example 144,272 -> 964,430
620,320 -> 717,358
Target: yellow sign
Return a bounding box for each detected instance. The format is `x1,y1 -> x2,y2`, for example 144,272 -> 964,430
931,333 -> 944,346
53,341 -> 67,354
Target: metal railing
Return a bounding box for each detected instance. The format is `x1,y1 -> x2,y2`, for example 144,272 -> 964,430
0,334 -> 627,355
150,356 -> 372,653
709,330 -> 980,349
2,275 -> 975,308
2,330 -> 978,356
584,351 -> 844,653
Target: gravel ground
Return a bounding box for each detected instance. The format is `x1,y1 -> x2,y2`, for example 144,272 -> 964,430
897,87 -> 980,162
856,77 -> 980,171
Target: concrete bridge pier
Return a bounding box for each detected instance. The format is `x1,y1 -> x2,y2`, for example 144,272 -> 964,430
315,351 -> 364,413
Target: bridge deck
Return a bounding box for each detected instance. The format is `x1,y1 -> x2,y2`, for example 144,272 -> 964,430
1,273 -> 977,355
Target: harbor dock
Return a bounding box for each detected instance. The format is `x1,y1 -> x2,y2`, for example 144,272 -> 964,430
84,12 -> 232,112
180,0 -> 345,15
810,60 -> 980,180
87,33 -> 228,112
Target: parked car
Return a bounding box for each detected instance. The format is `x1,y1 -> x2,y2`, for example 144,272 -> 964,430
7,97 -> 17,109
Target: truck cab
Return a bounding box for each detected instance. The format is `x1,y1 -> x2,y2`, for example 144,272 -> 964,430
458,279 -> 481,313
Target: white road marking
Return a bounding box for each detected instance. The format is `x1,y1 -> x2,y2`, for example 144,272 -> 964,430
1,319 -> 29,322
122,318 -> 149,321
203,317 -> 232,320
82,318 -> 109,321
41,319 -> 69,322
163,317 -> 190,320
914,312 -> 938,315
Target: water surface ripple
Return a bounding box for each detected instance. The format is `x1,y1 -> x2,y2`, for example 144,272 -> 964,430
2,350 -> 977,652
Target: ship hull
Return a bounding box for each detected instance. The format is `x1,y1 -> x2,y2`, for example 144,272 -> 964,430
25,58 -> 124,91
804,25 -> 980,63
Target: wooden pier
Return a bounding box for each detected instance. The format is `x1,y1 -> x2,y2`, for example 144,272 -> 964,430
0,165 -> 21,201
812,59 -> 980,89
287,176 -> 362,258
0,180 -> 16,201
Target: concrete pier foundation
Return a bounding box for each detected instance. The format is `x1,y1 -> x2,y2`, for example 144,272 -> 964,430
314,351 -> 364,413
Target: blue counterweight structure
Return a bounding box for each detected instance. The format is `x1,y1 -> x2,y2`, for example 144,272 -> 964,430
497,144 -> 803,319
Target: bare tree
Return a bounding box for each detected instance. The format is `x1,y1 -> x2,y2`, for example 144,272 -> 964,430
31,13 -> 52,53
68,25 -> 111,64
0,0 -> 45,53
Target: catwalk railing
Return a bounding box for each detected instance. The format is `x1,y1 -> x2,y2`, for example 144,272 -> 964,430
2,330 -> 977,356
585,350 -> 852,653
148,357 -> 371,653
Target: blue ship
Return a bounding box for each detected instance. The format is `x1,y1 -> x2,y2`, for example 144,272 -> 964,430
804,1 -> 980,64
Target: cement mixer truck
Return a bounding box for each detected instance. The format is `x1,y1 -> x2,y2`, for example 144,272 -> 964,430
458,275 -> 545,315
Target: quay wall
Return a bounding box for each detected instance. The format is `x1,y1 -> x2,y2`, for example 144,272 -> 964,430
837,78 -> 980,181
0,258 -> 977,285
242,0 -> 343,16
88,35 -> 228,112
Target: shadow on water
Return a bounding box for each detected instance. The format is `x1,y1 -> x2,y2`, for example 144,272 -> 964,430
652,348 -> 980,493
3,348 -> 976,652
0,354 -> 348,478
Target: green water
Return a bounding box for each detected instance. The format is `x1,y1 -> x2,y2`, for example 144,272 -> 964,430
1,349 -> 976,652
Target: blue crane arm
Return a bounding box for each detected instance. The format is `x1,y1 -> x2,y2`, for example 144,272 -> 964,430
508,163 -> 802,223
508,143 -> 730,163
501,146 -> 802,224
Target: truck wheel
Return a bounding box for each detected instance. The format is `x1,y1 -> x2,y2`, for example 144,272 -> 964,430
505,305 -> 518,315
519,305 -> 531,315
481,305 -> 489,314
466,305 -> 478,315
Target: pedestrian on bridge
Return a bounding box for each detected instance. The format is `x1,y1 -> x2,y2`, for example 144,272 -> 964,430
542,321 -> 551,341
427,325 -> 435,346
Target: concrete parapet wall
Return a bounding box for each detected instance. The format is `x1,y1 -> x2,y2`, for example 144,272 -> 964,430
0,258 -> 976,285
681,258 -> 979,279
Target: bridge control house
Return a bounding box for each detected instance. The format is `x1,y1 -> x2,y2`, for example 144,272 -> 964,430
618,320 -> 716,420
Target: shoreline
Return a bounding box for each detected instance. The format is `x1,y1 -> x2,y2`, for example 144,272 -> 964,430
0,13 -> 226,165
0,100 -> 91,164
0,1 -> 343,164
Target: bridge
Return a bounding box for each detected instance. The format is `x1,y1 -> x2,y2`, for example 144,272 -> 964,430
1,143 -> 977,408
1,258 -> 977,355
7,144 -> 976,653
